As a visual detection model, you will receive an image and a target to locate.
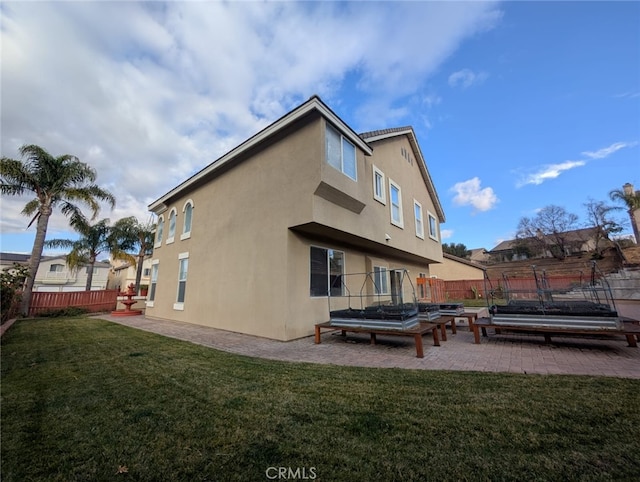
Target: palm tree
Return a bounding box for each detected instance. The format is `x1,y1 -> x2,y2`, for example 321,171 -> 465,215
0,144 -> 115,315
609,183 -> 640,244
111,216 -> 155,294
45,218 -> 125,291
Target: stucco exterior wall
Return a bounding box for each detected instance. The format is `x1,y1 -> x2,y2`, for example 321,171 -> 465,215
284,231 -> 432,340
311,124 -> 443,265
146,117 -> 323,339
429,257 -> 485,280
146,104 -> 444,341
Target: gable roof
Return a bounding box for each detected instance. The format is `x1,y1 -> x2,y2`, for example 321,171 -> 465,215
149,95 -> 373,214
359,127 -> 445,222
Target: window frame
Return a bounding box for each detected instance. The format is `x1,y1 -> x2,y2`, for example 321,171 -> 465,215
147,260 -> 159,307
414,200 -> 425,239
180,199 -> 194,240
326,123 -> 357,181
373,266 -> 389,295
173,252 -> 189,310
309,246 -> 346,297
154,215 -> 165,249
428,211 -> 439,241
166,208 -> 177,244
372,165 -> 386,205
388,178 -> 404,228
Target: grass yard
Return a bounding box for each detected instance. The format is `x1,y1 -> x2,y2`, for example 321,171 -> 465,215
2,317 -> 639,481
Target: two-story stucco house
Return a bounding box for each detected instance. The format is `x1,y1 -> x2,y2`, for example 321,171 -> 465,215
33,256 -> 110,292
146,96 -> 445,341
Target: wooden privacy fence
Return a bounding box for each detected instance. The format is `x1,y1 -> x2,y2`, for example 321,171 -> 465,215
442,274 -> 592,300
416,277 -> 447,303
29,289 -> 119,316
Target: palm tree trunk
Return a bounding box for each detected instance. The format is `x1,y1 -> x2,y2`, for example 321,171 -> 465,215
21,206 -> 51,316
134,251 -> 144,293
85,262 -> 94,291
629,208 -> 640,244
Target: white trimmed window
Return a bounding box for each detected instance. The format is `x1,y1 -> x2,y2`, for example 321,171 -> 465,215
147,260 -> 159,306
166,208 -> 177,244
372,165 -> 386,204
181,200 -> 194,240
154,215 -> 165,248
373,266 -> 389,294
389,179 -> 403,228
326,124 -> 357,181
174,252 -> 189,310
414,200 -> 424,239
310,246 -> 345,297
428,212 -> 439,241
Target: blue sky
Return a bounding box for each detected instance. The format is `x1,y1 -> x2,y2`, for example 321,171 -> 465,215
1,1 -> 638,257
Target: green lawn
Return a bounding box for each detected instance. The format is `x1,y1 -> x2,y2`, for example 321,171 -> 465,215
2,317 -> 639,481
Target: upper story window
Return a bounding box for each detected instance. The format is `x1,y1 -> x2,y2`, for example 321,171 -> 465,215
155,215 -> 165,248
428,211 -> 439,241
181,200 -> 194,240
50,263 -> 64,272
414,200 -> 424,239
326,124 -> 357,181
389,179 -> 404,228
372,165 -> 386,204
167,208 -> 177,244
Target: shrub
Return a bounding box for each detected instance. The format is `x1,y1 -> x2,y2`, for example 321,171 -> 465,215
35,307 -> 90,318
1,263 -> 29,323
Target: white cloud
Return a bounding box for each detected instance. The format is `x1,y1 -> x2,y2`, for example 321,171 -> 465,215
581,141 -> 638,159
517,160 -> 586,187
448,68 -> 489,89
614,92 -> 640,99
0,1 -> 503,237
440,229 -> 454,240
450,177 -> 498,212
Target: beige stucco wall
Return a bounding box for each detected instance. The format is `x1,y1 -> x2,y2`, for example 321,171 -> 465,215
312,127 -> 443,265
284,230 -> 432,339
429,257 -> 485,280
146,115 -> 443,340
146,117 -> 322,339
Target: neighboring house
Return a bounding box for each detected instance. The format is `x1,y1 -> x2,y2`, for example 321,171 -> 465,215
468,248 -> 489,264
108,257 -> 152,292
0,252 -> 30,272
32,256 -> 110,292
488,227 -> 608,262
429,253 -> 485,280
146,95 -> 446,341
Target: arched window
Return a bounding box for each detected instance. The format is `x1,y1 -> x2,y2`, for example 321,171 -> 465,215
167,208 -> 177,243
181,199 -> 194,240
155,215 -> 165,248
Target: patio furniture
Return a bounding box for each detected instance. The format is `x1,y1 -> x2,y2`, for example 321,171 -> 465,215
472,317 -> 640,347
315,321 -> 440,358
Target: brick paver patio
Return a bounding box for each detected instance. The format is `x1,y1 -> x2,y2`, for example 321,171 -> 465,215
94,313 -> 640,379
